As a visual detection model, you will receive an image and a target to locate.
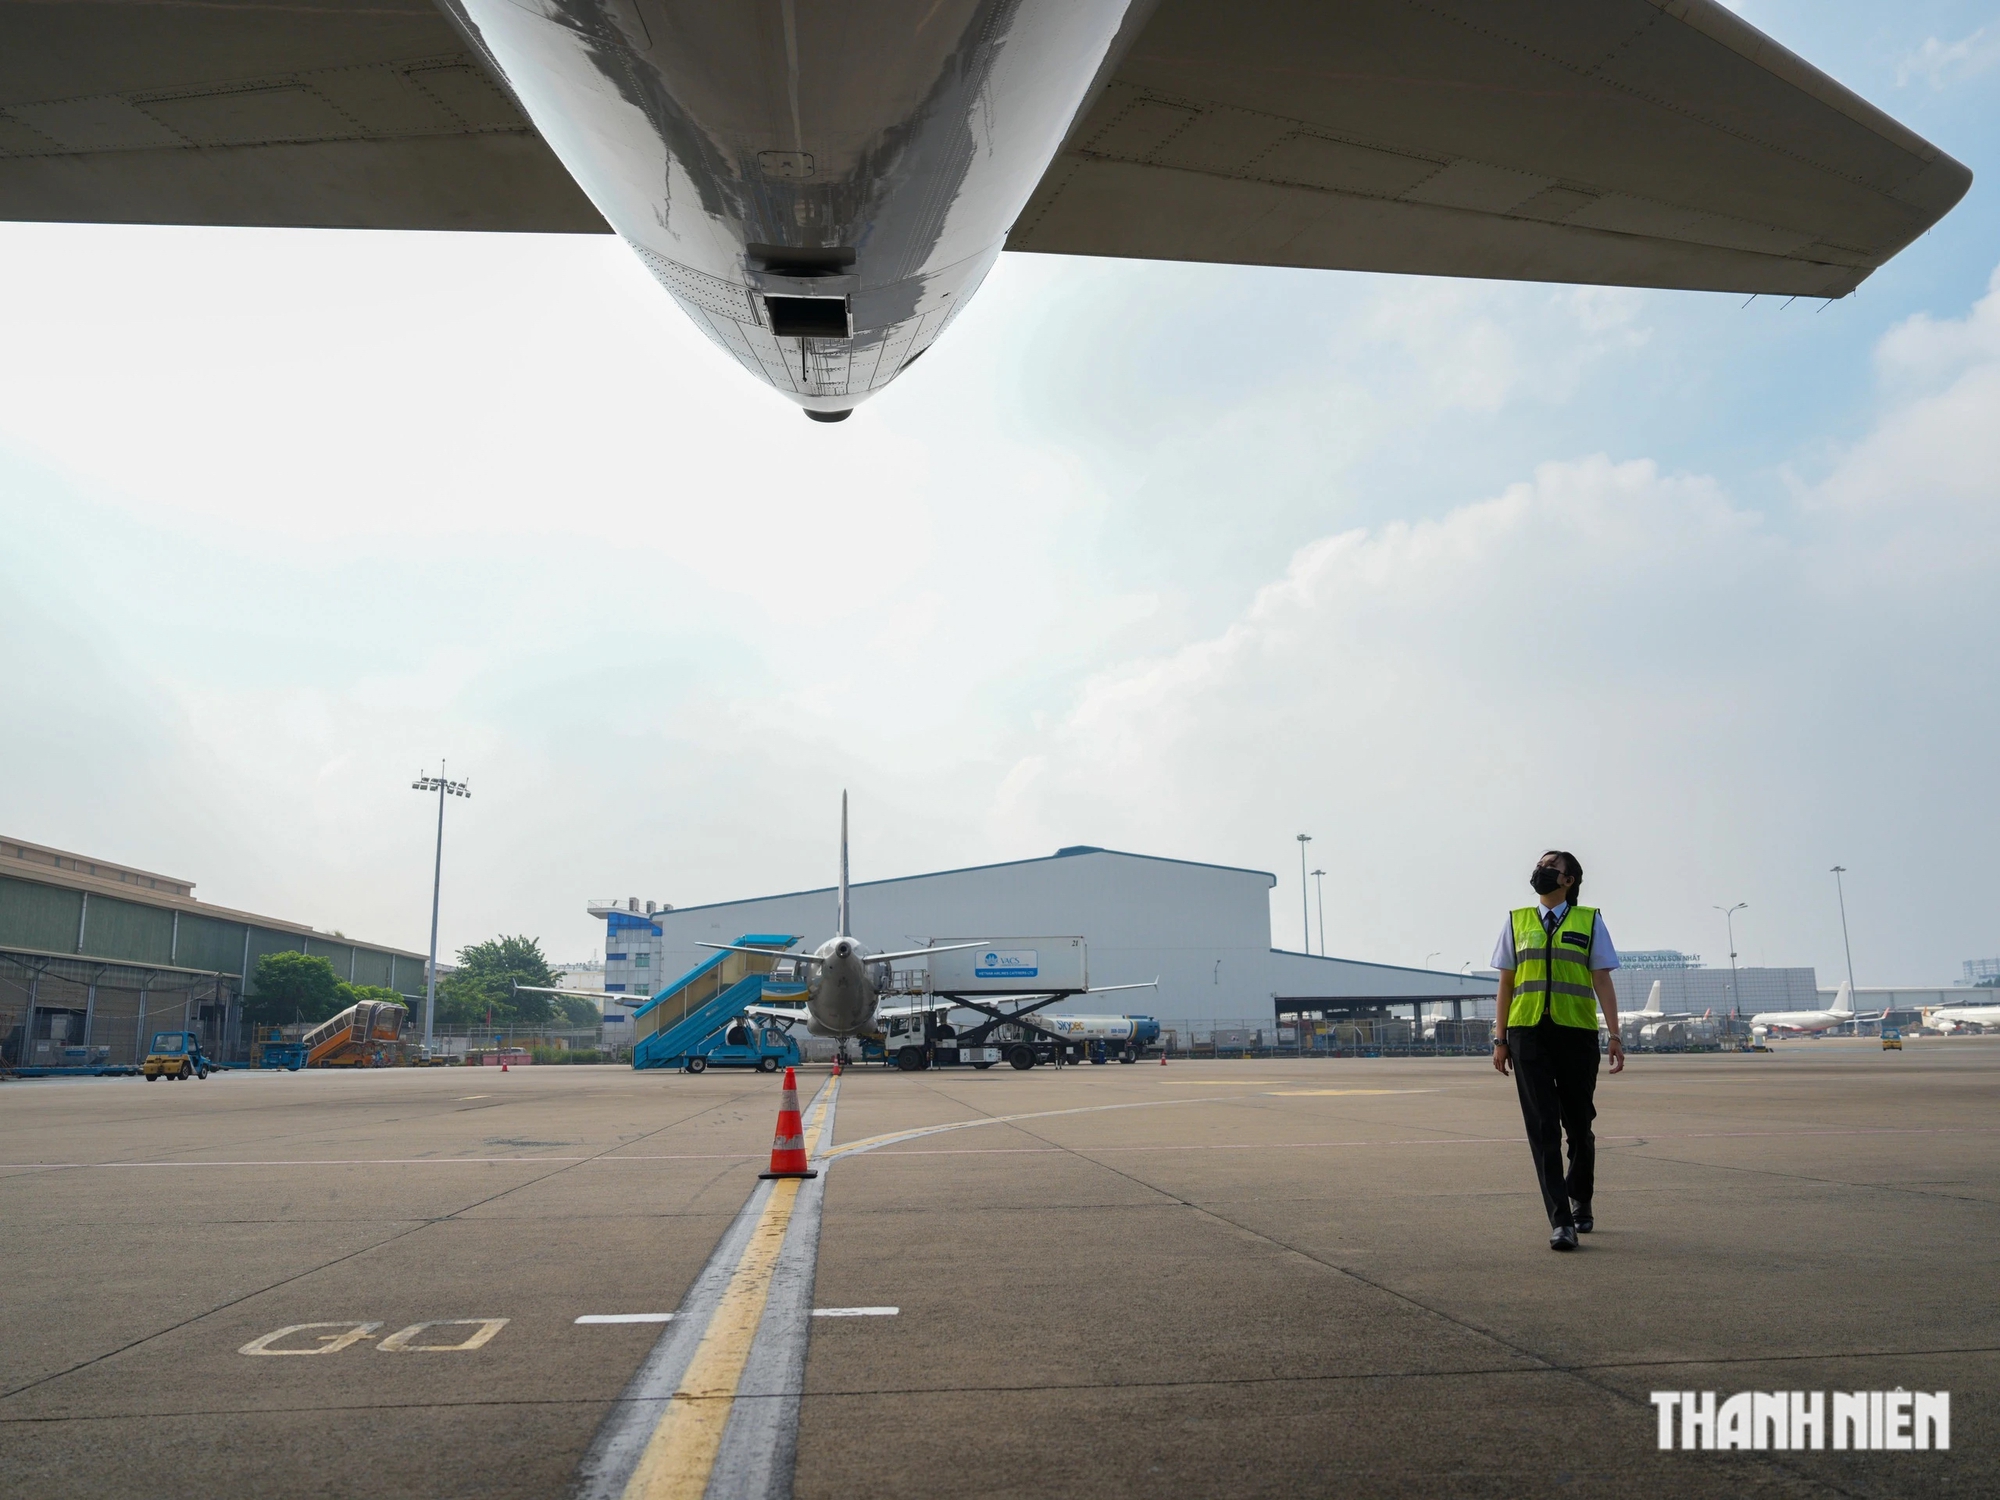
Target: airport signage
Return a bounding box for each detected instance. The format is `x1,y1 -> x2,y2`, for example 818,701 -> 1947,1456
1650,1391 -> 1948,1450
975,949 -> 1038,978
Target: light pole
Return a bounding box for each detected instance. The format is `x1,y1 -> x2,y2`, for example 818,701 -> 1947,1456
1714,902 -> 1747,1020
411,763 -> 470,1051
1310,869 -> 1326,957
1830,866 -> 1857,994
1296,833 -> 1312,954
1425,950 -> 1442,971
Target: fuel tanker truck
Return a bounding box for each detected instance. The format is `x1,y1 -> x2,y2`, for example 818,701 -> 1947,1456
1040,1014 -> 1161,1063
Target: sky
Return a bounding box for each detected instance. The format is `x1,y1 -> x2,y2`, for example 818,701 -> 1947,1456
2,0 -> 1996,987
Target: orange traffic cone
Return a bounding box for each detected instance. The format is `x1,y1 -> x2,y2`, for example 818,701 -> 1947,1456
832,1057 -> 842,1077
501,1060 -> 510,1072
759,1066 -> 818,1180
1159,1050 -> 1168,1065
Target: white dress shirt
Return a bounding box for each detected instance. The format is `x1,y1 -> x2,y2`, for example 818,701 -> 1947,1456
1491,899 -> 1620,972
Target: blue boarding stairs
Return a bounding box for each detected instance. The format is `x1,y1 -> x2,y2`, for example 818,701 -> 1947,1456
630,934 -> 807,1074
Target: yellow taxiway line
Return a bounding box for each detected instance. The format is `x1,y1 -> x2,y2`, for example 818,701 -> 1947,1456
618,1079 -> 838,1500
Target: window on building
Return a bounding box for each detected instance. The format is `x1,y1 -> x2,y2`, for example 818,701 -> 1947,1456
606,953 -> 629,962
636,954 -> 650,968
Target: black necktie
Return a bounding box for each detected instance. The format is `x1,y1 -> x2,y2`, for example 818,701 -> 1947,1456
1544,911 -> 1558,935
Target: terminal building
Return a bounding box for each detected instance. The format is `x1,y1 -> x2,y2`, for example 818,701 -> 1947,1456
0,836 -> 427,1068
587,844 -> 1496,1035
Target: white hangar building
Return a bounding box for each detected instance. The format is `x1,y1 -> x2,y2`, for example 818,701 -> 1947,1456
590,845 -> 1494,1029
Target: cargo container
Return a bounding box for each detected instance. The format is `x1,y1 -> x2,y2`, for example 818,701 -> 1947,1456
925,937 -> 1087,996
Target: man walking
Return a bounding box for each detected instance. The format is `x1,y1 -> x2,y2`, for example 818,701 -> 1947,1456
1492,850 -> 1624,1250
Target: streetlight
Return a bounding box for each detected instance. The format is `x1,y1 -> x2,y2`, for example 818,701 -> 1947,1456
411,763 -> 470,1051
1310,869 -> 1326,957
1714,902 -> 1747,1020
1830,866 -> 1858,994
1425,950 -> 1442,971
1296,833 -> 1312,954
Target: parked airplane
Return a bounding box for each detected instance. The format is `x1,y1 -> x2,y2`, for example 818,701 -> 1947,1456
1621,981 -> 1668,1028
1,2 -> 1970,420
1926,1002 -> 2000,1034
1751,981 -> 1876,1036
698,793 -> 986,1042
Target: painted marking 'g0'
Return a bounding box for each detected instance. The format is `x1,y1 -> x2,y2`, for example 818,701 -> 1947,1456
239,1322 -> 382,1355
378,1319 -> 510,1352
239,1318 -> 508,1355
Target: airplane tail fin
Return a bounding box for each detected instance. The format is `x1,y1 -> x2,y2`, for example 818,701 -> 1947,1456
1832,979 -> 1853,1016
837,790 -> 850,937
1644,980 -> 1663,1018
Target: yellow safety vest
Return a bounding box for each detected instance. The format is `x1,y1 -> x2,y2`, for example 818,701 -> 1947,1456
1507,905 -> 1602,1029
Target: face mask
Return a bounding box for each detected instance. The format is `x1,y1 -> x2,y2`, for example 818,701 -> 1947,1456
1529,866 -> 1563,895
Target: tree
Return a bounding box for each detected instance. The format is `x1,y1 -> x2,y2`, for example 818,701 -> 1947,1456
246,951 -> 342,1027
436,935 -> 565,1029
552,992 -> 604,1028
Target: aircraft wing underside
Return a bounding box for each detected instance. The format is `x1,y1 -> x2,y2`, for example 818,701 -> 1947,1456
0,0 -> 606,231
1008,0 -> 1972,298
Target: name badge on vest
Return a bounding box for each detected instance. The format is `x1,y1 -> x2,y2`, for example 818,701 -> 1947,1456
1560,931 -> 1591,950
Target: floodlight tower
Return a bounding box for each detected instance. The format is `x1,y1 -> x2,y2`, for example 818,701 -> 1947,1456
1830,866 -> 1858,994
411,763 -> 470,1050
1296,834 -> 1313,954
1715,902 -> 1747,1020
1311,869 -> 1326,957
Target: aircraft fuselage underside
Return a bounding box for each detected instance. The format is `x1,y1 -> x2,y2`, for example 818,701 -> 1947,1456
446,0 -> 1132,415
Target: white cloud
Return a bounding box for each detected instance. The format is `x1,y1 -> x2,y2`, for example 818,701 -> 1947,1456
1896,25 -> 2000,88
993,275 -> 2000,980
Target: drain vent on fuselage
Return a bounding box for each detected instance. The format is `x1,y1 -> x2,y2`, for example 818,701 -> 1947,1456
764,295 -> 852,338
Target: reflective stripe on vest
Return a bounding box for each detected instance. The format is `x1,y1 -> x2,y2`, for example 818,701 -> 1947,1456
1508,905 -> 1601,1030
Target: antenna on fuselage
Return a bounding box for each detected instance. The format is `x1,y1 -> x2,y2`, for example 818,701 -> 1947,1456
837,790 -> 850,937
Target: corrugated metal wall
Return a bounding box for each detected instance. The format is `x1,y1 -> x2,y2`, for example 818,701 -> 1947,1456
176,912 -> 246,973
81,895 -> 175,965
0,871 -> 420,999
305,938 -> 355,980
0,876 -> 83,952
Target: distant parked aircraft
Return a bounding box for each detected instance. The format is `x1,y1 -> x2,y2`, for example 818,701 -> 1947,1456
700,793 -> 984,1042
1751,981 -> 1878,1035
1926,1002 -> 2000,1033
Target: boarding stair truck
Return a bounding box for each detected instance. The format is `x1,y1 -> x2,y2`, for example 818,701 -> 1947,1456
142,1031 -> 217,1080
630,936 -> 806,1074
301,999 -> 410,1068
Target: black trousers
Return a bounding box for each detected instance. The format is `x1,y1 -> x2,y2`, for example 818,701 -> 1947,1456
1508,1022 -> 1600,1228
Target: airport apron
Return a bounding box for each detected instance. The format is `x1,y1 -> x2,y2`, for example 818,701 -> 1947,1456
1507,905 -> 1603,1228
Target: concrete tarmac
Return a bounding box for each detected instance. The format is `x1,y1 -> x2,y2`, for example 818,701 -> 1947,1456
0,1040 -> 1992,1499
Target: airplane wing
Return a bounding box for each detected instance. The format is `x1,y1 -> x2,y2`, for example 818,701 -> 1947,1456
0,0 -> 607,231
698,942 -> 820,964
742,1003 -> 809,1025
865,941 -> 991,965
1009,0 -> 1972,297
513,983 -> 645,1007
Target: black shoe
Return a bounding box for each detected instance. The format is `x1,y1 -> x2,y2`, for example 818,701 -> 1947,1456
1549,1225 -> 1578,1251
1571,1200 -> 1593,1234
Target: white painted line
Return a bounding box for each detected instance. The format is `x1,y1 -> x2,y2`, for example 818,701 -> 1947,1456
811,1307 -> 898,1318
577,1313 -> 677,1324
